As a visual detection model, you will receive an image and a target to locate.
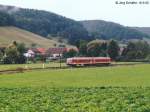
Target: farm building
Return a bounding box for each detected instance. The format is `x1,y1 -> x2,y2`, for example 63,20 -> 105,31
24,48 -> 46,58
36,48 -> 46,55
46,47 -> 78,58
46,47 -> 67,58
24,49 -> 35,58
24,47 -> 78,60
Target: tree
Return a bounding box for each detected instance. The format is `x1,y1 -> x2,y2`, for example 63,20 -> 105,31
77,40 -> 88,56
121,42 -> 136,60
16,55 -> 26,64
135,41 -> 150,58
16,43 -> 27,64
87,40 -> 108,57
0,51 -> 3,63
4,47 -> 19,64
108,40 -> 119,60
0,11 -> 14,26
100,42 -> 108,57
63,49 -> 78,58
17,43 -> 27,54
87,42 -> 101,57
122,41 -> 150,61
3,42 -> 27,64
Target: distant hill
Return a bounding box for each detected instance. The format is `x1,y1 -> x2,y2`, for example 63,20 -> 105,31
0,5 -> 90,44
133,27 -> 150,36
0,26 -> 68,48
80,20 -> 150,40
0,4 -> 149,44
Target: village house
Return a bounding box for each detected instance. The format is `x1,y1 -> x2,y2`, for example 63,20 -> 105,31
46,47 -> 67,59
24,48 -> 46,58
46,47 -> 78,58
24,47 -> 78,60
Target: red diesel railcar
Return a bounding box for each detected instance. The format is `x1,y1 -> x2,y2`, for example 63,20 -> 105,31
67,57 -> 111,66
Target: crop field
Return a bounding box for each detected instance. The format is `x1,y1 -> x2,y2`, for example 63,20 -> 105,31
0,64 -> 150,112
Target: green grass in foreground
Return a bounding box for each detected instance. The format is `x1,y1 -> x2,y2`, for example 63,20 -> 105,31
0,64 -> 150,112
0,64 -> 150,87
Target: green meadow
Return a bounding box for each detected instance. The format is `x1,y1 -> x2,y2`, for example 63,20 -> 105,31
0,64 -> 149,87
0,64 -> 150,111
0,62 -> 67,71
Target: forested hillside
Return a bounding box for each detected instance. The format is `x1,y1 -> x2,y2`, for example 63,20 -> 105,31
81,20 -> 149,40
0,5 -> 90,44
0,4 -> 149,45
133,27 -> 150,36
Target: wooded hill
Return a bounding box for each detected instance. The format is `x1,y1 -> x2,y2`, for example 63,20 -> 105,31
80,20 -> 150,40
133,27 -> 150,36
0,4 -> 149,45
0,5 -> 90,45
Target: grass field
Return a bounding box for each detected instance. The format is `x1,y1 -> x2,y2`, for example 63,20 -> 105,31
0,64 -> 150,111
0,61 -> 143,71
0,62 -> 67,71
0,26 -> 69,48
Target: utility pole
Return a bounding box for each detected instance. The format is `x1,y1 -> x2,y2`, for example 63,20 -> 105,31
59,53 -> 61,68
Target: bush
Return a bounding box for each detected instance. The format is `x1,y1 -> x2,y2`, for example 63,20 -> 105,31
3,56 -> 12,64
63,49 -> 78,58
15,55 -> 27,64
146,55 -> 150,62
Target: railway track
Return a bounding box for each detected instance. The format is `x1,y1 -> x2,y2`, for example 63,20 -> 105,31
0,62 -> 149,75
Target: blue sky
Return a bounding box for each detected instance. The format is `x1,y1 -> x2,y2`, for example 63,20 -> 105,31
0,0 -> 150,27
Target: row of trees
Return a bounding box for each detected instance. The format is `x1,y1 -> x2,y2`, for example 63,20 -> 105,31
66,39 -> 150,61
76,40 -> 120,60
121,41 -> 150,61
0,40 -> 150,64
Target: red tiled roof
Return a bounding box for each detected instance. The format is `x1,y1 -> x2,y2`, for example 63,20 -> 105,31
36,48 -> 46,54
29,48 -> 46,55
46,48 -> 67,54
